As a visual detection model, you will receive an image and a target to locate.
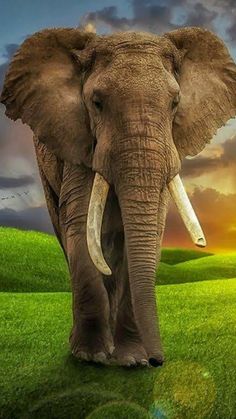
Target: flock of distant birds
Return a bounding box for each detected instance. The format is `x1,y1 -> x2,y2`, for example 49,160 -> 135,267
0,191 -> 29,200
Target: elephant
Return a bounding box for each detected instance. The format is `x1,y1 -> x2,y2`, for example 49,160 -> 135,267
1,26 -> 236,368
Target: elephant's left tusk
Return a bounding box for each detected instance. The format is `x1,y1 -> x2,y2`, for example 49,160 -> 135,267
87,172 -> 112,276
168,174 -> 206,247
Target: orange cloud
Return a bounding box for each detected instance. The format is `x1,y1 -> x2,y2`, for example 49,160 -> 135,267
164,187 -> 236,252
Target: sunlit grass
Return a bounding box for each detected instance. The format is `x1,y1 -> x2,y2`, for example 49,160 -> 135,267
157,253 -> 236,285
160,247 -> 213,265
0,227 -> 69,292
0,227 -> 219,292
0,280 -> 235,418
0,227 -> 235,417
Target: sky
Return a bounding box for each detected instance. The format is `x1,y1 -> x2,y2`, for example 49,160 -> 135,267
0,0 -> 236,252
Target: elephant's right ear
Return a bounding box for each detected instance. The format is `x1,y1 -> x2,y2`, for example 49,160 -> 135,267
0,28 -> 96,165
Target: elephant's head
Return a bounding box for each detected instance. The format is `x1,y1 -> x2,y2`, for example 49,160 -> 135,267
1,27 -> 236,365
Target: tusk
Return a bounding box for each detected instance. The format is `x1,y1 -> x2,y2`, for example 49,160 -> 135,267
87,173 -> 112,275
168,174 -> 206,247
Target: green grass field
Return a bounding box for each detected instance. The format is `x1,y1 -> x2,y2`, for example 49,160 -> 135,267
0,227 -> 235,418
0,227 -> 69,293
160,247 -> 213,265
157,252 -> 236,285
1,227 -> 235,292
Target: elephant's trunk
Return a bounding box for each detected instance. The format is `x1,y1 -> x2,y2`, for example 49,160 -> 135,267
112,140 -> 166,365
117,181 -> 164,364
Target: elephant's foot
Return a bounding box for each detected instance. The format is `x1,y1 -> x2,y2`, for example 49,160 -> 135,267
110,340 -> 149,367
74,350 -> 111,365
69,323 -> 114,365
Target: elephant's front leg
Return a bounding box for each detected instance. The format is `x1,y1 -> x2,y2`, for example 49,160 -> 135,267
68,233 -> 114,363
59,163 -> 114,364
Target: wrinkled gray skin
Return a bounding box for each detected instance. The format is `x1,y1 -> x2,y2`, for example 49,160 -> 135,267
1,27 -> 236,367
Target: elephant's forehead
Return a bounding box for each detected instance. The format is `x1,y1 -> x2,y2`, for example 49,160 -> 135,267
94,31 -> 176,56
85,32 -> 180,96
103,31 -> 161,45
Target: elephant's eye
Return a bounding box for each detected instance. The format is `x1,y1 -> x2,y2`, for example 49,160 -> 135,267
172,94 -> 180,111
92,97 -> 103,111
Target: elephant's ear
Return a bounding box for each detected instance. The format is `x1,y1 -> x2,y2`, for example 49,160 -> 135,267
0,28 -> 96,165
164,27 -> 236,158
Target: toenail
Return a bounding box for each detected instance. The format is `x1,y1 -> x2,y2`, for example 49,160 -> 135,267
93,352 -> 107,362
77,351 -> 89,361
108,345 -> 115,354
126,359 -> 136,366
127,356 -> 136,364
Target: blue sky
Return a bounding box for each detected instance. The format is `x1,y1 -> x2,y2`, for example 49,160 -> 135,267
0,0 -> 132,63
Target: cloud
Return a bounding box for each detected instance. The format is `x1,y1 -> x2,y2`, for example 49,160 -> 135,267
0,205 -> 54,234
164,186 -> 236,250
80,1 -> 175,34
227,22 -> 236,42
0,43 -> 19,92
223,134 -> 236,161
2,43 -> 19,60
0,175 -> 35,189
80,6 -> 132,32
0,62 -> 10,93
184,2 -> 217,28
0,93 -> 39,198
130,0 -> 173,32
79,0 -> 236,52
78,0 -> 197,35
0,41 -> 37,180
181,135 -> 236,178
212,0 -> 236,42
0,42 -> 46,215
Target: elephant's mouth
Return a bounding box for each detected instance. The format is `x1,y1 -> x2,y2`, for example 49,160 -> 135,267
86,172 -> 206,276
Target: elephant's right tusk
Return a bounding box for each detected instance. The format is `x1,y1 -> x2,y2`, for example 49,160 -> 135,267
168,174 -> 206,247
86,172 -> 112,276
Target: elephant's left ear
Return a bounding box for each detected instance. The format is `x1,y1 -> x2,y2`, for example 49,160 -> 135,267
164,27 -> 236,158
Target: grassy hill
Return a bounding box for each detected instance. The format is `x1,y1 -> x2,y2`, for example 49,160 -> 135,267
0,227 -> 70,292
160,247 -> 213,265
0,280 -> 235,418
1,227 -> 234,292
0,227 -> 236,417
157,253 -> 236,285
